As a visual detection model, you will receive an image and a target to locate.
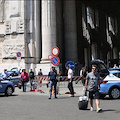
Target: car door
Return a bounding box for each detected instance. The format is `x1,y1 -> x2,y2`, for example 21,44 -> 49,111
0,79 -> 6,93
0,79 -> 3,93
91,59 -> 109,78
10,76 -> 20,86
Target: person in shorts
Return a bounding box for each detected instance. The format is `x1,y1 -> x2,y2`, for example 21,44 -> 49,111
85,64 -> 102,112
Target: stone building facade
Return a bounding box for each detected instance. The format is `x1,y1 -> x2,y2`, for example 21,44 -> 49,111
0,0 -> 120,75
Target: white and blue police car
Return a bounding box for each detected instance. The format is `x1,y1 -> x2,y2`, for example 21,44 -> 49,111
91,59 -> 120,99
0,78 -> 15,96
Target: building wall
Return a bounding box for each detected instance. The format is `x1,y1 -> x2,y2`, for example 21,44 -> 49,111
0,0 -> 120,74
0,0 -> 25,72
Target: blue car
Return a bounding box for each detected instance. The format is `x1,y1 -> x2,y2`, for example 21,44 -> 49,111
11,67 -> 21,75
91,59 -> 120,99
7,76 -> 20,86
0,78 -> 15,96
99,70 -> 120,99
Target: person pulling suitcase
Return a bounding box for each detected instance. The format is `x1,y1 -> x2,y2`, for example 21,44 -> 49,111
85,64 -> 102,113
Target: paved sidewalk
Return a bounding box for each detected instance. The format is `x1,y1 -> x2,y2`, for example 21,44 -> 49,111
14,82 -> 84,97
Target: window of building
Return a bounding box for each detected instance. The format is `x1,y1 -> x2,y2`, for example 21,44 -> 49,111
108,16 -> 118,35
82,3 -> 87,37
95,10 -> 99,28
17,20 -> 24,33
82,4 -> 90,43
86,6 -> 99,29
114,18 -> 118,35
87,7 -> 95,29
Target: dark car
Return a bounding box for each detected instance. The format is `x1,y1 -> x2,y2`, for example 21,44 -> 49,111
4,71 -> 20,86
11,67 -> 21,75
7,71 -> 19,77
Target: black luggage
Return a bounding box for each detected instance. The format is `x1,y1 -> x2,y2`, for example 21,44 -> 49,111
78,95 -> 88,110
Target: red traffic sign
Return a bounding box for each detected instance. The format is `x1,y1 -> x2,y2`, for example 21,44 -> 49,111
51,46 -> 59,56
48,54 -> 54,60
16,52 -> 21,57
51,57 -> 60,66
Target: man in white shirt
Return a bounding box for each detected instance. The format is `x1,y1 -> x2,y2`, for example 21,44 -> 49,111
66,65 -> 74,97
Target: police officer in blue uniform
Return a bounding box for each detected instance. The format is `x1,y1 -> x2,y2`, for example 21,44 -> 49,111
48,66 -> 58,99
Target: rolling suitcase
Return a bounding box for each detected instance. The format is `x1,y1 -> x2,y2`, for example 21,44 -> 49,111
78,95 -> 88,110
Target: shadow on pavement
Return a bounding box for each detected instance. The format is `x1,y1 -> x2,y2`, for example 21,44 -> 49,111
100,97 -> 120,100
101,109 -> 116,113
0,94 -> 18,98
56,96 -> 72,99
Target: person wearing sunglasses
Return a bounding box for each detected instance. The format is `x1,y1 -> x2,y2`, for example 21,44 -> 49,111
85,64 -> 102,113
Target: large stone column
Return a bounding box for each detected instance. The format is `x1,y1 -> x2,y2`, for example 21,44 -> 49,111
64,0 -> 78,62
41,0 -> 57,63
34,0 -> 41,63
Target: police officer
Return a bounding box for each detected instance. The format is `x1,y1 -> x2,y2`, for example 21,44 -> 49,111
48,66 -> 59,99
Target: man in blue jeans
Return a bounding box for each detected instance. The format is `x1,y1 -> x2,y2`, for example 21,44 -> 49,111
48,66 -> 59,99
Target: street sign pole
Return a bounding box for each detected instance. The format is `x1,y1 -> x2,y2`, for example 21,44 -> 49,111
16,52 -> 22,68
17,57 -> 21,67
18,61 -> 20,67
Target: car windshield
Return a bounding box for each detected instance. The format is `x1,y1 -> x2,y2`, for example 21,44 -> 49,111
99,64 -> 106,71
113,73 -> 120,78
11,68 -> 18,71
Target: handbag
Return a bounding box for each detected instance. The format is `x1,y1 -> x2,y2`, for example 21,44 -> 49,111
26,78 -> 29,82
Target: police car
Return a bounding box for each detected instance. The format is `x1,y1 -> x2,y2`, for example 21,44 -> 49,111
91,59 -> 120,99
100,70 -> 120,99
0,78 -> 15,96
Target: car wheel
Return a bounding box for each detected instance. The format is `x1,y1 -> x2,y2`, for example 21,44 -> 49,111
5,86 -> 13,96
109,87 -> 120,99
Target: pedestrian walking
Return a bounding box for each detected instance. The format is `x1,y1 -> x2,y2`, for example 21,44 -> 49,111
29,69 -> 35,91
20,69 -> 29,92
85,64 -> 102,112
66,65 -> 74,97
38,69 -> 43,76
80,66 -> 88,95
48,66 -> 59,99
38,69 -> 43,88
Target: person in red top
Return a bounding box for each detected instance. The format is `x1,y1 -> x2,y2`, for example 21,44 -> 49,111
20,69 -> 29,92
